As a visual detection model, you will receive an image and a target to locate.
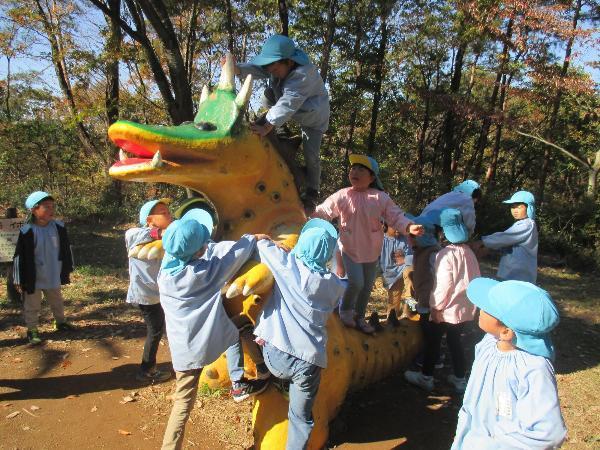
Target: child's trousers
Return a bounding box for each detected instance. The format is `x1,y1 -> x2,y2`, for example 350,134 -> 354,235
423,322 -> 468,378
387,266 -> 415,318
138,303 -> 165,371
24,288 -> 65,329
162,368 -> 202,450
263,342 -> 321,450
226,325 -> 267,382
340,253 -> 378,318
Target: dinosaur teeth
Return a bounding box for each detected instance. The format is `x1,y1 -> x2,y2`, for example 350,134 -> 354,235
235,75 -> 253,109
218,52 -> 235,91
119,149 -> 127,161
151,151 -> 163,168
200,85 -> 209,104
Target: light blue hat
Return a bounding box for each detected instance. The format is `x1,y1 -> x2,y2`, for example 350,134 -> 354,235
467,278 -> 559,360
161,219 -> 210,276
453,180 -> 480,196
291,218 -> 338,273
440,208 -> 469,244
251,35 -> 310,66
181,208 -> 214,236
411,212 -> 438,247
503,190 -> 536,219
25,191 -> 53,210
349,154 -> 384,190
139,198 -> 170,226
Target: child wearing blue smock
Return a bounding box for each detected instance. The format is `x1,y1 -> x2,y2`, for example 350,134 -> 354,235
253,219 -> 346,450
125,199 -> 173,383
479,191 -> 538,283
452,278 -> 566,449
379,223 -> 415,319
13,191 -> 74,345
158,209 -> 270,450
232,34 -> 330,205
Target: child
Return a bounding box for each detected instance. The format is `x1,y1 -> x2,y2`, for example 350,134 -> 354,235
479,190 -> 538,283
405,209 -> 480,393
452,277 -> 567,449
125,199 -> 173,382
312,154 -> 424,334
253,218 -> 346,449
232,34 -> 329,206
13,191 -> 74,345
158,209 -> 270,450
379,223 -> 415,320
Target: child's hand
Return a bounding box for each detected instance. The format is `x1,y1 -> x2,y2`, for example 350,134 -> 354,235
250,122 -> 274,137
274,241 -> 292,252
254,233 -> 271,241
407,224 -> 425,236
430,309 -> 443,323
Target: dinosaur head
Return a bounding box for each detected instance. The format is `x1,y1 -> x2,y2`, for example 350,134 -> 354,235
108,54 -> 305,238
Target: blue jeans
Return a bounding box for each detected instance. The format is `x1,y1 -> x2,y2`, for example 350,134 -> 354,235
225,326 -> 267,382
301,127 -> 323,192
340,253 -> 379,318
263,343 -> 321,450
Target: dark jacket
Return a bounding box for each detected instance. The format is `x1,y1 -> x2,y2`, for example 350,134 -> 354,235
13,221 -> 73,294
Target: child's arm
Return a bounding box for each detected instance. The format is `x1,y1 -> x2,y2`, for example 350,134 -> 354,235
311,191 -> 341,221
382,195 -> 424,236
202,235 -> 261,287
429,250 -> 453,322
497,364 -> 566,449
481,220 -> 534,250
265,71 -> 310,128
12,229 -> 26,294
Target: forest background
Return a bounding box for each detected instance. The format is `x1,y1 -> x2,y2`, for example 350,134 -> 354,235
0,0 -> 598,269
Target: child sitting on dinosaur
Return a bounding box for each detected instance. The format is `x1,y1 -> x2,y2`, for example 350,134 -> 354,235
158,209 -> 270,450
125,199 -> 173,383
228,34 -> 330,208
253,218 -> 346,449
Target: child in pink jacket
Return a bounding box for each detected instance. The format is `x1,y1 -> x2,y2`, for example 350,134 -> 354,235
312,154 -> 424,333
405,208 -> 480,393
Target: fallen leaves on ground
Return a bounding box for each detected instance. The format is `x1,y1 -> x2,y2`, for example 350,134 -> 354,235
117,429 -> 132,436
6,411 -> 20,419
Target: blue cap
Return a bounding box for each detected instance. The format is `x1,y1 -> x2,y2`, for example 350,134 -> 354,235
181,208 -> 214,237
139,199 -> 170,226
349,154 -> 384,190
292,218 -> 338,273
503,190 -> 536,219
251,35 -> 310,66
25,191 -> 53,210
453,180 -> 480,196
440,208 -> 469,244
411,212 -> 438,247
161,219 -> 211,276
467,278 -> 559,359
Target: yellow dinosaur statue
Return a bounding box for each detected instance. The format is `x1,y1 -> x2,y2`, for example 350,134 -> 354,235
108,54 -> 422,449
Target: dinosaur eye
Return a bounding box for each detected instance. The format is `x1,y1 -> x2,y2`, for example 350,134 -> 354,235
255,182 -> 267,193
271,192 -> 281,203
195,121 -> 217,131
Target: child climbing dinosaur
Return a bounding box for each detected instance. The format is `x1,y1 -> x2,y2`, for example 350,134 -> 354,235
125,199 -> 173,383
312,154 -> 425,334
228,34 -> 330,208
253,218 -> 346,449
13,191 -> 75,345
158,209 -> 270,450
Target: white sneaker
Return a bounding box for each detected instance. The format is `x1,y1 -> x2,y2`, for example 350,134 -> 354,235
339,309 -> 356,328
404,370 -> 434,391
447,374 -> 467,393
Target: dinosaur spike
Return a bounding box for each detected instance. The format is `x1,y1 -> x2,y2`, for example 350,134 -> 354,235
218,53 -> 235,91
119,149 -> 127,161
151,151 -> 163,168
199,85 -> 209,104
235,75 -> 254,109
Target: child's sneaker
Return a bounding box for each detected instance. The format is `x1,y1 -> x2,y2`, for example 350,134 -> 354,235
339,309 -> 356,328
27,329 -> 42,345
404,297 -> 418,312
256,363 -> 271,380
273,377 -> 290,401
447,374 -> 467,393
231,378 -> 269,402
53,320 -> 76,331
136,367 -> 171,383
404,370 -> 434,391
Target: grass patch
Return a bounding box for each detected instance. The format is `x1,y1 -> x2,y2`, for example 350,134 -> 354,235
197,383 -> 228,398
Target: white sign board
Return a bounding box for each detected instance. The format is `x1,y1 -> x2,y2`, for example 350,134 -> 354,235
0,218 -> 25,262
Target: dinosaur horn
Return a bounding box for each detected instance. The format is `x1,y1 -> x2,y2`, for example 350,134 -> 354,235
235,74 -> 253,110
218,53 -> 235,91
199,85 -> 209,104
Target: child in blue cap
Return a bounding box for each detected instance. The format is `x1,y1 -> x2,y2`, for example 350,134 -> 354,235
230,34 -> 330,206
125,199 -> 173,383
253,218 -> 346,450
452,278 -> 566,449
405,209 -> 480,393
477,190 -> 538,283
158,210 -> 270,450
13,191 -> 74,345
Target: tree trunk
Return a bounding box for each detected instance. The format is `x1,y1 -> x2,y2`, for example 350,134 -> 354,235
278,0 -> 289,36
4,55 -> 10,121
367,7 -> 389,153
538,0 -> 582,205
224,0 -> 235,53
319,0 -> 338,82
